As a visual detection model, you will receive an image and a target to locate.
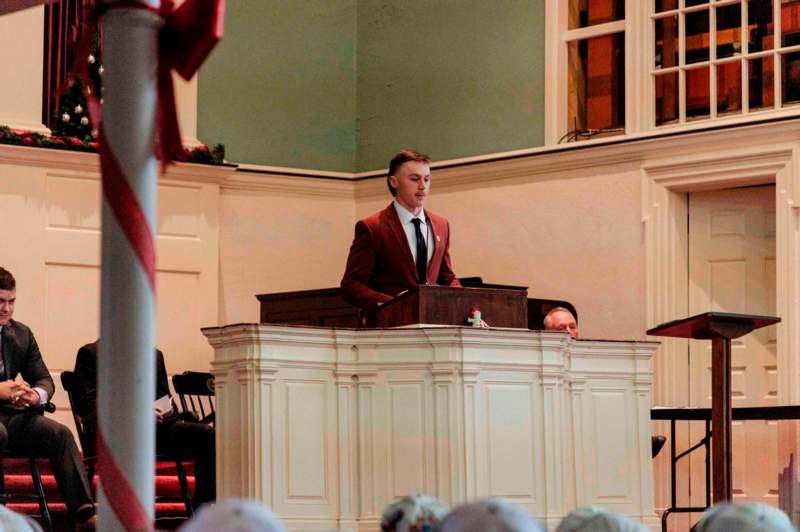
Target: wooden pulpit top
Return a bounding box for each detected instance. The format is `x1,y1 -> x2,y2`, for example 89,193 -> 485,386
646,311 -> 780,340
375,285 -> 528,328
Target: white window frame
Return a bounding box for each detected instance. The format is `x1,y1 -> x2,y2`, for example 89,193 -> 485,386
544,0 -> 800,146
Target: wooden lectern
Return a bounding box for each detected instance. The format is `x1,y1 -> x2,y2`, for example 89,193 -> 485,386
647,312 -> 780,503
375,285 -> 528,328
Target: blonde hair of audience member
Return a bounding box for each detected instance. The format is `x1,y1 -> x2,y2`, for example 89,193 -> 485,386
436,498 -> 544,532
381,494 -> 449,532
178,498 -> 286,532
543,307 -> 578,339
695,502 -> 795,532
556,506 -> 648,532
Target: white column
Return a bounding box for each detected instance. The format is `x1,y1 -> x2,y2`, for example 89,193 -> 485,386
173,73 -> 200,147
0,5 -> 48,132
98,2 -> 159,529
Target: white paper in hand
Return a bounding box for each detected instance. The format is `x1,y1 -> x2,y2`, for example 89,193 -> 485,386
154,394 -> 173,416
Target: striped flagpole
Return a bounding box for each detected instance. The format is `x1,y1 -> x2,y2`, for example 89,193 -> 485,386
98,1 -> 159,530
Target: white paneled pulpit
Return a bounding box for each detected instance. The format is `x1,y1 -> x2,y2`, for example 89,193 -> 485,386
202,324 -> 659,531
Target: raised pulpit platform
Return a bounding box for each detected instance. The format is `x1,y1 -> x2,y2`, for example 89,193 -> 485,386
375,285 -> 528,328
203,324 -> 660,531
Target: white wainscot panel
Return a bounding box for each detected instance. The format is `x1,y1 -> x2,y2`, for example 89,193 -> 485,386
157,182 -> 202,237
46,173 -> 100,230
43,263 -> 100,370
155,270 -> 211,372
486,383 -> 536,501
285,381 -> 328,501
389,382 -> 426,497
44,173 -> 101,267
588,387 -> 634,505
156,183 -> 205,272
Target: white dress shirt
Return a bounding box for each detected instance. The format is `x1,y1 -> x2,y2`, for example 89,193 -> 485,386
393,200 -> 435,266
0,325 -> 48,405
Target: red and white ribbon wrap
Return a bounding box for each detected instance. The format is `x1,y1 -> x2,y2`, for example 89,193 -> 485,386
95,0 -> 223,530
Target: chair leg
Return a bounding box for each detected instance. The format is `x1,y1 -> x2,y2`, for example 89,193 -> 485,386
175,461 -> 193,518
29,458 -> 53,532
0,457 -> 5,507
86,463 -> 96,499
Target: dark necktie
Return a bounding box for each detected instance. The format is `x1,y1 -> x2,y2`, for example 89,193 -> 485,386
0,328 -> 6,379
411,218 -> 427,284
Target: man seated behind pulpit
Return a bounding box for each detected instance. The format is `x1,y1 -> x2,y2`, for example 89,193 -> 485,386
543,307 -> 579,339
72,341 -> 216,506
340,149 -> 461,313
543,306 -> 667,458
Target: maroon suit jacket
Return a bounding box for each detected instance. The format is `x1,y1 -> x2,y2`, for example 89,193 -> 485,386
341,203 -> 461,311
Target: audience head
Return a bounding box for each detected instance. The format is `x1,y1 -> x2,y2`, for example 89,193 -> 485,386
556,507 -> 648,532
179,498 -> 286,532
0,504 -> 43,531
436,498 -> 545,532
543,307 -> 578,339
695,502 -> 795,532
381,494 -> 449,532
387,150 -> 432,209
0,267 -> 16,327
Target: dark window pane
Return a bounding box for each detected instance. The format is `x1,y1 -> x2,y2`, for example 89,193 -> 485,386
685,0 -> 709,7
782,52 -> 800,104
717,61 -> 742,115
686,9 -> 710,64
748,56 -> 774,110
569,0 -> 625,30
567,33 -> 625,139
686,66 -> 711,120
655,15 -> 679,69
748,0 -> 774,52
781,0 -> 800,48
655,71 -> 679,125
655,0 -> 678,13
716,3 -> 742,59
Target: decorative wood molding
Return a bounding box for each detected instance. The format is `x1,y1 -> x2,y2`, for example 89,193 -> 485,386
0,143 -> 236,183
237,162 -> 358,179
221,170 -> 354,199
6,119 -> 800,201
356,120 -> 800,199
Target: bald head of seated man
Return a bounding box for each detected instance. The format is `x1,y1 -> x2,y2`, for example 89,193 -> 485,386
543,307 -> 578,339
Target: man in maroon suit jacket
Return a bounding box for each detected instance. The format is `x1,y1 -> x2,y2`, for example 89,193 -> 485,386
341,150 -> 461,312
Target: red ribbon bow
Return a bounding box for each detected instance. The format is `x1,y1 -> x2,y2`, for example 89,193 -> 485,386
79,0 -> 225,169
157,0 -> 225,166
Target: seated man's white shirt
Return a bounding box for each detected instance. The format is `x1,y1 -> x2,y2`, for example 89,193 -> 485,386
0,326 -> 48,405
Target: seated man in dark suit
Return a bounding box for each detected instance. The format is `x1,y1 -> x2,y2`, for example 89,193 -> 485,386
0,267 -> 96,529
72,341 -> 216,507
341,149 -> 461,313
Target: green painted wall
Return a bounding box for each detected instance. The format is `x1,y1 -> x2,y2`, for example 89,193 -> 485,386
198,1 -> 546,173
356,0 -> 546,172
198,0 -> 357,172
